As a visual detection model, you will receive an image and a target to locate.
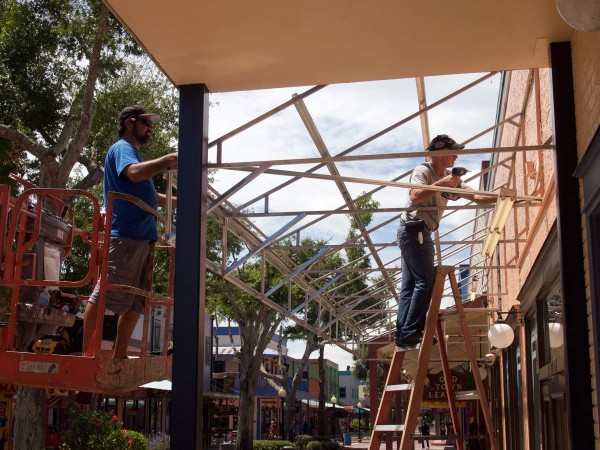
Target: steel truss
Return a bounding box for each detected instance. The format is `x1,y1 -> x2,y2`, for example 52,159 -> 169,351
175,71 -> 551,356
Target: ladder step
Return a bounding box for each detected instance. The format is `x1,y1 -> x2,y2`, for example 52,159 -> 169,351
454,390 -> 479,400
374,424 -> 406,432
385,383 -> 412,392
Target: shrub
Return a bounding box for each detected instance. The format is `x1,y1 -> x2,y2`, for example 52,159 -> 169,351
61,409 -> 148,449
253,439 -> 294,450
295,434 -> 313,449
124,430 -> 149,450
350,418 -> 366,432
301,438 -> 340,450
148,432 -> 170,450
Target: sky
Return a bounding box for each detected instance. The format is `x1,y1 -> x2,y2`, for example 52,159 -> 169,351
206,73 -> 502,370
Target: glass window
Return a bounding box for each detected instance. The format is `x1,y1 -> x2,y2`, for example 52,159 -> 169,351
542,283 -> 564,364
537,279 -> 566,450
503,339 -> 523,450
540,375 -> 568,450
526,315 -> 541,450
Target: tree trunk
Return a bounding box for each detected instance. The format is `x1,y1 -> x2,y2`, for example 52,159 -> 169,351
318,346 -> 326,436
283,334 -> 318,441
13,387 -> 46,450
237,368 -> 256,450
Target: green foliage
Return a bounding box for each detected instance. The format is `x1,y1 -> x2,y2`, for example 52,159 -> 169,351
310,436 -> 335,442
352,346 -> 369,381
328,192 -> 385,334
295,434 -> 314,449
302,440 -> 341,450
123,430 -> 149,450
347,194 -> 379,232
350,417 -> 366,432
60,409 -> 148,449
0,0 -> 75,139
59,192 -> 100,293
282,237 -> 344,338
0,0 -> 178,191
320,442 -> 341,450
0,144 -> 24,193
252,439 -> 294,450
0,0 -> 141,144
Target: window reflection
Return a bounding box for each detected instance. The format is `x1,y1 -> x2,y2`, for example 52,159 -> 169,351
542,283 -> 563,365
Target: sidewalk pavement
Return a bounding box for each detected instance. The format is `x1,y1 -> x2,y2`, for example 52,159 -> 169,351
341,435 -> 455,450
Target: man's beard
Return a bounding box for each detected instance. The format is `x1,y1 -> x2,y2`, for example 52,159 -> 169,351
133,127 -> 151,145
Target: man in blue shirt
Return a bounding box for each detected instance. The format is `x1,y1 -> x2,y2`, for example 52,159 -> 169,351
83,105 -> 177,358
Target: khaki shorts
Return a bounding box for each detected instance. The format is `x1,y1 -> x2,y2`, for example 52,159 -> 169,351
89,237 -> 151,315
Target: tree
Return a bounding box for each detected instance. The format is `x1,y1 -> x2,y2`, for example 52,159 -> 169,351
340,194 -> 383,325
261,238 -> 344,440
0,0 -> 177,192
207,263 -> 286,449
313,194 -> 384,435
206,230 -> 347,448
0,2 -> 177,448
272,193 -> 382,438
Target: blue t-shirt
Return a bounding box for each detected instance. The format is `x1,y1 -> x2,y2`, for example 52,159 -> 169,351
104,139 -> 158,241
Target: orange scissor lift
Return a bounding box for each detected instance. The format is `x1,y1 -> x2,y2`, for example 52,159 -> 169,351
0,175 -> 174,394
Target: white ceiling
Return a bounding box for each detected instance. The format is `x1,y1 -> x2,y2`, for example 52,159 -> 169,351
104,0 -> 573,93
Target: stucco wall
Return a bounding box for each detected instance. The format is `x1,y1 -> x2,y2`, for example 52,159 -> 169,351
571,30 -> 600,448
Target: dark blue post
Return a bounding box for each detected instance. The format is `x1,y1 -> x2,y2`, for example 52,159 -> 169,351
550,42 -> 594,450
171,84 -> 209,449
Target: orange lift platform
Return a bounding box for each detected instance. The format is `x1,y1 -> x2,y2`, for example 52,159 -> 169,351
0,176 -> 174,394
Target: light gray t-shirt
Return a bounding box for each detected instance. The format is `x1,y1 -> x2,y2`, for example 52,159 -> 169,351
402,162 -> 461,232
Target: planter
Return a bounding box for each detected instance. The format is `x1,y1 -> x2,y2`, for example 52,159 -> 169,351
343,432 -> 352,445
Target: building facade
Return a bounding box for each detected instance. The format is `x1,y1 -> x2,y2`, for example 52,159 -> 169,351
472,32 -> 600,450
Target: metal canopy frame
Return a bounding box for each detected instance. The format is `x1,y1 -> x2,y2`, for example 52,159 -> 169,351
178,70 -> 551,357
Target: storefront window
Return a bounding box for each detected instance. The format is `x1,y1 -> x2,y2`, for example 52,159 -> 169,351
541,285 -> 564,363
538,279 -> 567,450
503,339 -> 523,450
526,315 -> 541,450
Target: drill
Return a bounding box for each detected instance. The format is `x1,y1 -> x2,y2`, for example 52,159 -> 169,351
442,167 -> 469,200
452,167 -> 469,176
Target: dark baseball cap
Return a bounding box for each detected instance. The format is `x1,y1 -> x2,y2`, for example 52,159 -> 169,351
427,134 -> 465,151
118,105 -> 160,125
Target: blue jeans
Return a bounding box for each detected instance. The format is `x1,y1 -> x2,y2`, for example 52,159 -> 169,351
395,222 -> 435,343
